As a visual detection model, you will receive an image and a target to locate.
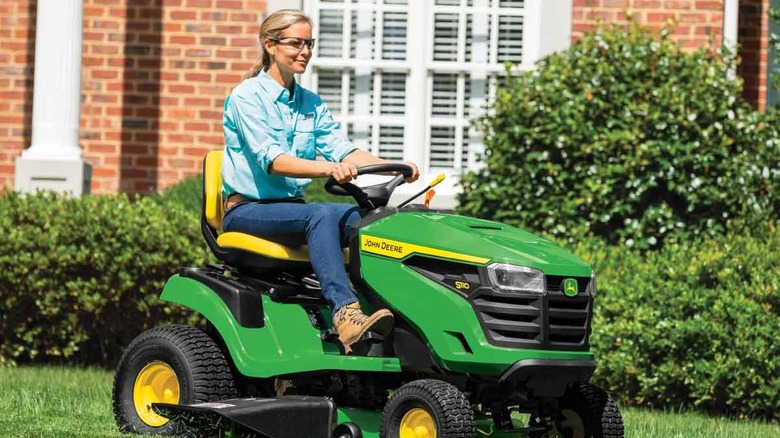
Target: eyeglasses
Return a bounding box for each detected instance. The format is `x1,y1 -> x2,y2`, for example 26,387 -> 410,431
271,36 -> 316,51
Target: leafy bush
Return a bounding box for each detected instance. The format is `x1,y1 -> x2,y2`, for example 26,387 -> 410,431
458,22 -> 780,249
578,219 -> 780,420
0,192 -> 210,367
155,174 -> 203,216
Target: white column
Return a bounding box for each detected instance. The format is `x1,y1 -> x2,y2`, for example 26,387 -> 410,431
15,0 -> 91,195
723,0 -> 739,79
526,0 -> 573,67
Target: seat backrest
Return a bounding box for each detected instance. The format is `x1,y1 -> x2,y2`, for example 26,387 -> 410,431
203,150 -> 224,231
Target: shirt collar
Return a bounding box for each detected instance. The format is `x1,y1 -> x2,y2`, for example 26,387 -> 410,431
257,70 -> 299,104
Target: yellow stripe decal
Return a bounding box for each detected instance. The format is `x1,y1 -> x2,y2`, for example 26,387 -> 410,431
361,234 -> 489,264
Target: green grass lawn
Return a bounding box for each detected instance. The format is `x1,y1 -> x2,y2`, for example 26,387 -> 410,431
1,366 -> 778,437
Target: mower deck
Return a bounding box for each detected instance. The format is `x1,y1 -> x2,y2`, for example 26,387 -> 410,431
154,396 -> 530,438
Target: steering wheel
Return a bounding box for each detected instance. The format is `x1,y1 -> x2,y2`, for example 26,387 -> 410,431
325,163 -> 414,210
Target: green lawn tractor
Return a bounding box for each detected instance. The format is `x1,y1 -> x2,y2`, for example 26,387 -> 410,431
112,150 -> 624,438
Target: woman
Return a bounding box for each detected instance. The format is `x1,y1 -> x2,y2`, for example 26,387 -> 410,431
221,9 -> 419,354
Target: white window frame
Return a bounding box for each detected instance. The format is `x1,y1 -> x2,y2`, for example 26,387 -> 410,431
290,0 -> 572,208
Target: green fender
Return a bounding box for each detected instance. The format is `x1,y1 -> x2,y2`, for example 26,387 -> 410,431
160,275 -> 401,378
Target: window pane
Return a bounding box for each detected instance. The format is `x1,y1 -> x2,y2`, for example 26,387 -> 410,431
348,71 -> 375,114
431,73 -> 458,117
380,72 -> 407,115
433,13 -> 459,62
350,9 -> 376,59
382,11 -> 408,60
436,0 -> 461,5
379,125 -> 404,160
430,126 -> 456,168
317,69 -> 344,114
318,9 -> 344,58
465,13 -> 491,63
497,15 -> 523,63
499,0 -> 524,7
467,0 -> 494,7
346,123 -> 373,151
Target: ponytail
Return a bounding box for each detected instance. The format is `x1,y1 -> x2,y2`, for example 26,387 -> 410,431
242,56 -> 267,81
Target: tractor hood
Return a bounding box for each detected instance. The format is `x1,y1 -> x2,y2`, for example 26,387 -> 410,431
359,211 -> 592,277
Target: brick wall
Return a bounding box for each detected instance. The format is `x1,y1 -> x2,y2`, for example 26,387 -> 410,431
572,0 -> 726,48
0,0 -> 36,190
739,0 -> 772,109
83,0 -> 266,193
1,0 -> 266,194
572,0 -> 773,109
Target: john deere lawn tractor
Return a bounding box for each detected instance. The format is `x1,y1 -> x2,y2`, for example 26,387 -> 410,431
112,150 -> 624,438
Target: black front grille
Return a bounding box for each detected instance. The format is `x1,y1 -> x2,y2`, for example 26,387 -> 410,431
471,275 -> 593,351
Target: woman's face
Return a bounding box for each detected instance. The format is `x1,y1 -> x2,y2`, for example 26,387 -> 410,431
266,21 -> 314,76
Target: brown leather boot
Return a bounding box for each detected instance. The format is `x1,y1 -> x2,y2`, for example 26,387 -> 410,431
333,302 -> 394,354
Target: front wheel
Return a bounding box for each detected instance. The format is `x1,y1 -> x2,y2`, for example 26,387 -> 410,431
530,383 -> 624,438
380,379 -> 475,438
112,325 -> 237,435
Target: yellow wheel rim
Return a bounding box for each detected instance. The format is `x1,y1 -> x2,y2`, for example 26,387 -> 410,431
399,408 -> 437,438
132,361 -> 180,427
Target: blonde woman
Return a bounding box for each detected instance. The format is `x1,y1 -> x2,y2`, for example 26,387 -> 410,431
221,9 -> 419,353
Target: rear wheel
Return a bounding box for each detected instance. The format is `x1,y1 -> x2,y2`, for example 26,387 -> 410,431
380,379 -> 475,438
529,383 -> 623,438
112,325 -> 237,435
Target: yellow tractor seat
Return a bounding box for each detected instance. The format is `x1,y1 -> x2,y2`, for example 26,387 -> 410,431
201,150 -> 347,270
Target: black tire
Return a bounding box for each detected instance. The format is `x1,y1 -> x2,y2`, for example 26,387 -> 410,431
112,325 -> 237,435
380,379 -> 475,438
529,383 -> 624,438
334,422 -> 363,438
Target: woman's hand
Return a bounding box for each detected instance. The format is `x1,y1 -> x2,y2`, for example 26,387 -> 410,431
328,161 -> 359,183
402,161 -> 420,183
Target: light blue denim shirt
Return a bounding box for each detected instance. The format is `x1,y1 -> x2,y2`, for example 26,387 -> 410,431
221,70 -> 356,200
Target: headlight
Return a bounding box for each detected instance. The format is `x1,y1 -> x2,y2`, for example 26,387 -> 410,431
487,263 -> 545,294
586,272 -> 597,296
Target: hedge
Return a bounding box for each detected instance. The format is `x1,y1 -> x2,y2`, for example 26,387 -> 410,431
0,191 -> 209,367
458,21 -> 780,249
579,218 -> 780,420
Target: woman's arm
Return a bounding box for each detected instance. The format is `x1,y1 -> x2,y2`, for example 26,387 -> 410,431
269,154 -> 359,183
270,149 -> 419,183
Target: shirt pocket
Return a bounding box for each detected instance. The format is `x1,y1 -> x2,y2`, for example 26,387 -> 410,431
293,116 -> 316,158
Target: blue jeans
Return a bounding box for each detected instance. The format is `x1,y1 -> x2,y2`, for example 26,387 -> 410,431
222,201 -> 361,313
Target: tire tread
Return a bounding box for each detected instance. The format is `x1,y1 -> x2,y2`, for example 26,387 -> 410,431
380,379 -> 475,438
112,325 -> 237,435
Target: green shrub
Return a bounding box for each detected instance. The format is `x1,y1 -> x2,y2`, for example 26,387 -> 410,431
0,192 -> 209,367
155,174 -> 203,216
577,219 -> 780,420
458,22 -> 780,249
